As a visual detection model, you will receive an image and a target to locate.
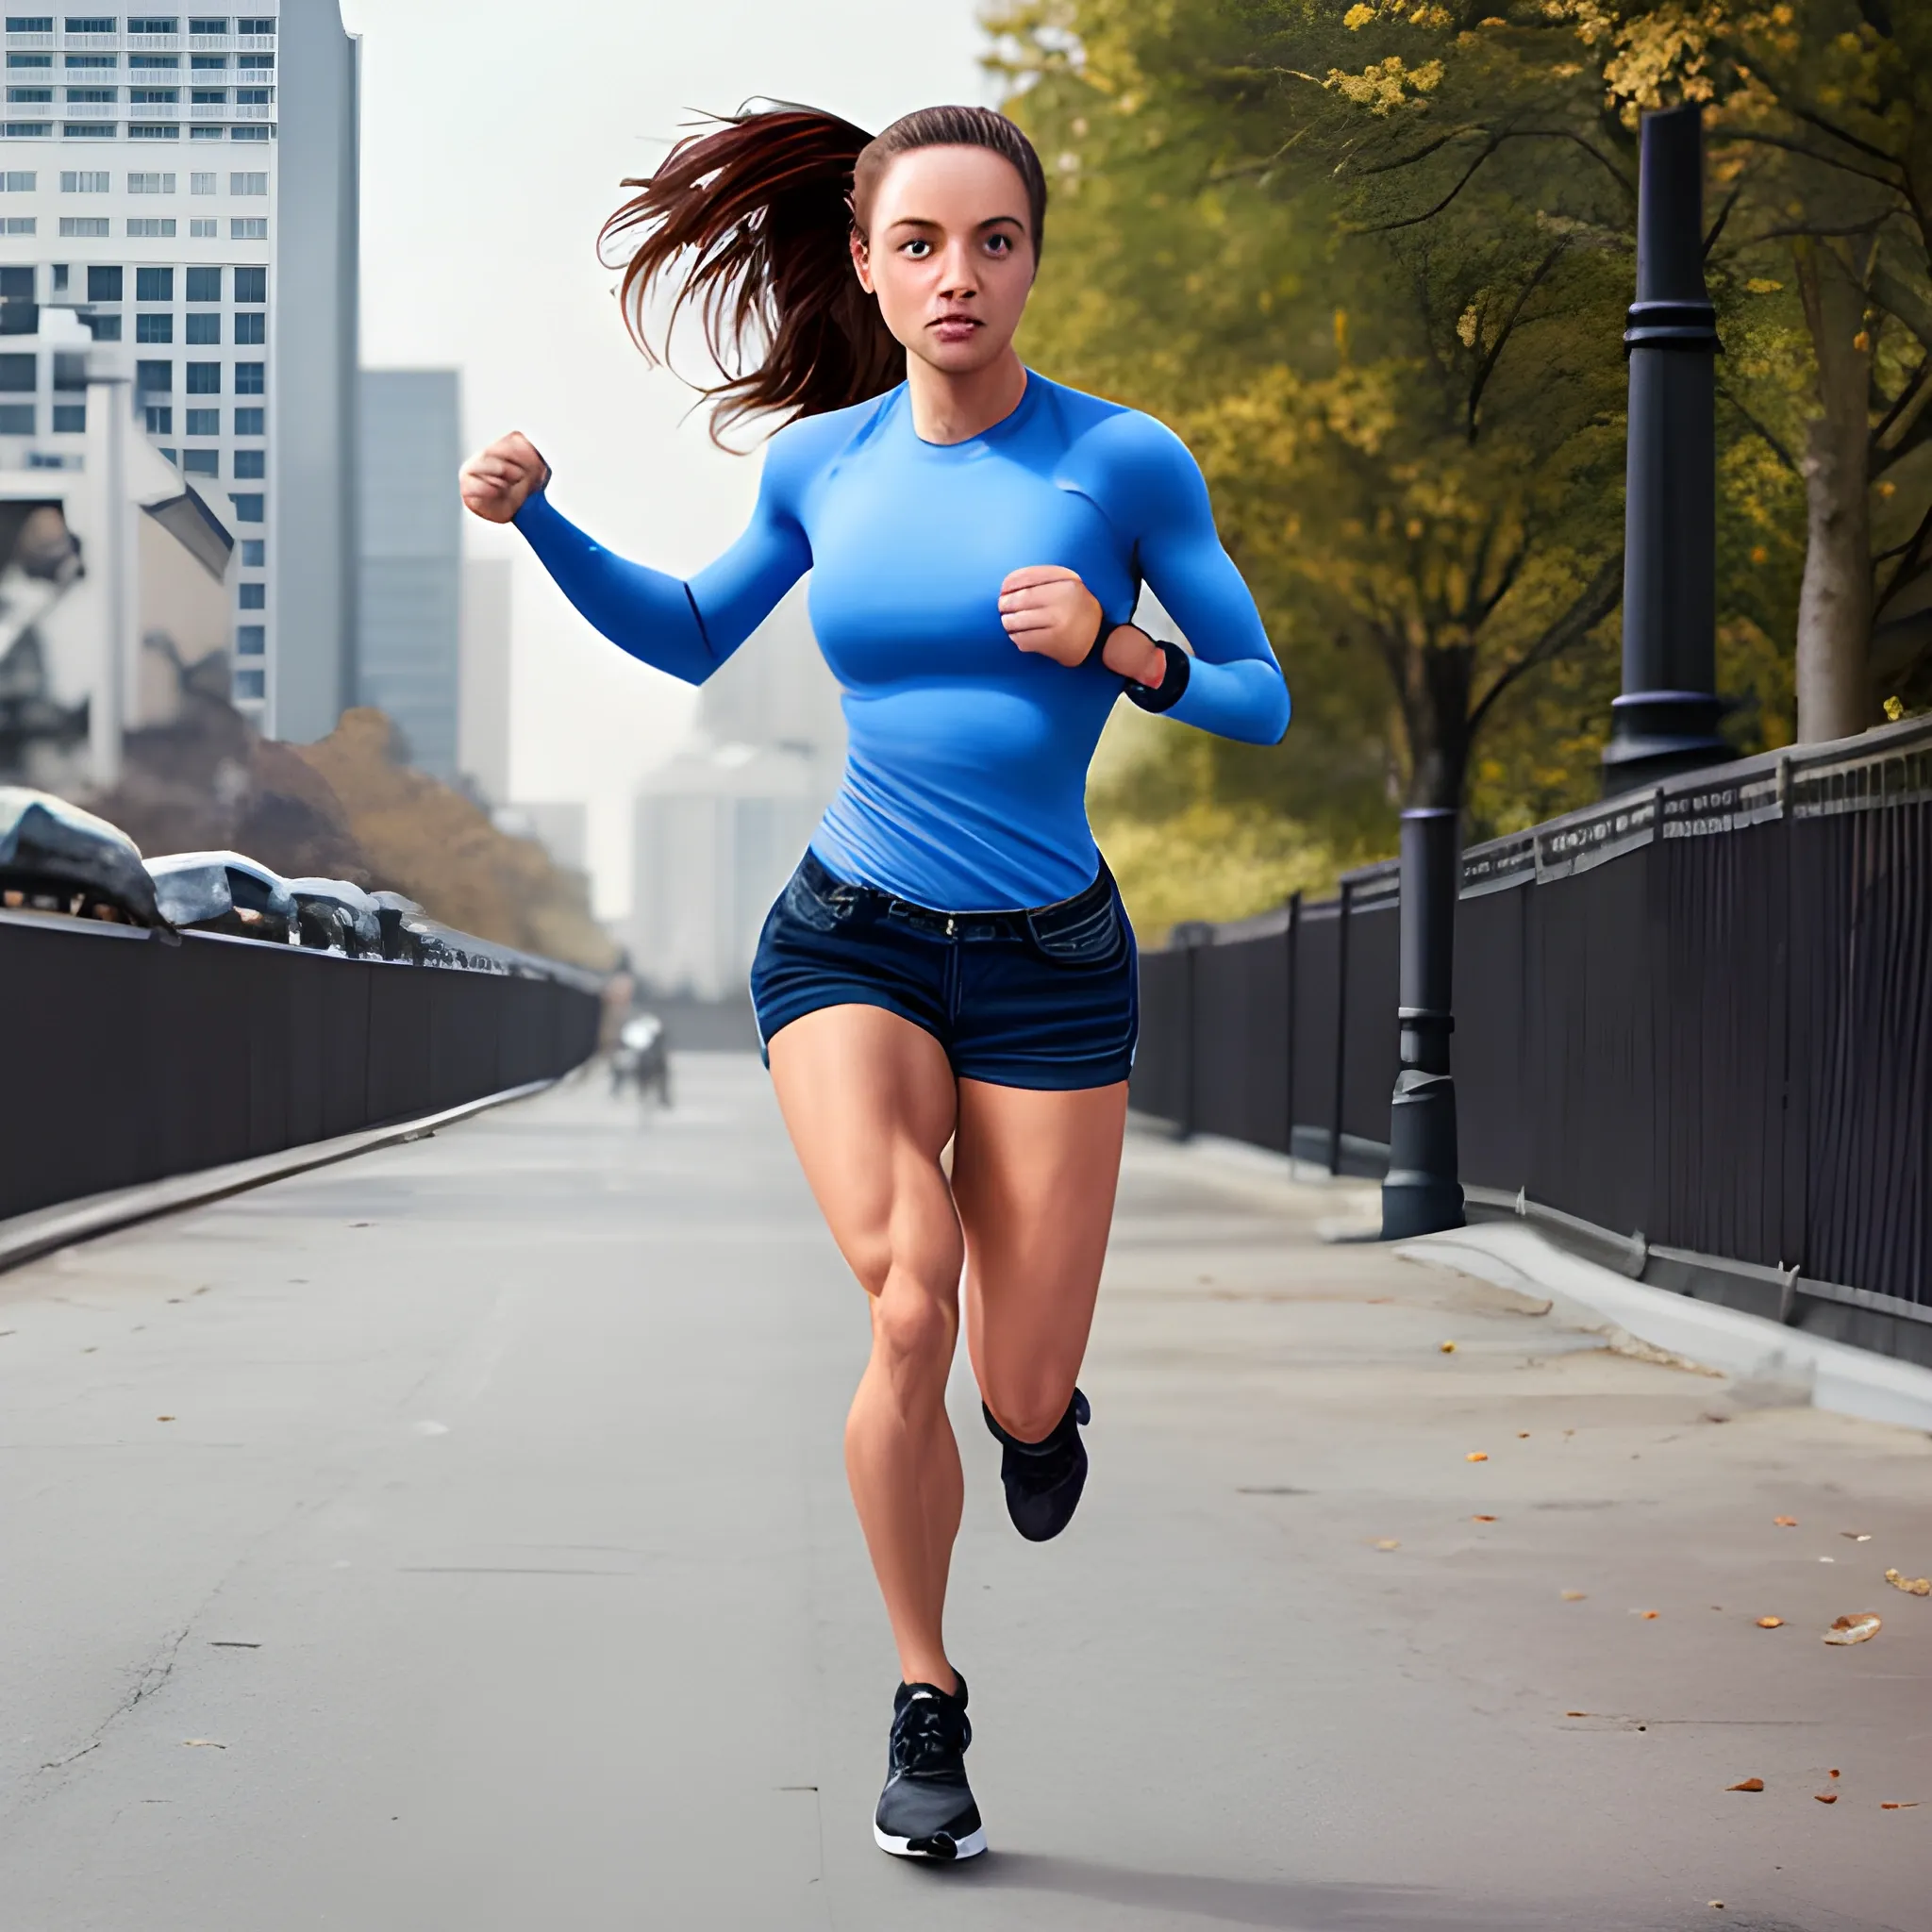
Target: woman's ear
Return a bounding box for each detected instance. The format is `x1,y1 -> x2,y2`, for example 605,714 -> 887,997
849,230 -> 874,294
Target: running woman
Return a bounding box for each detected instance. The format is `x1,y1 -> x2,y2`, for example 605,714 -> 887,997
459,103 -> 1291,1862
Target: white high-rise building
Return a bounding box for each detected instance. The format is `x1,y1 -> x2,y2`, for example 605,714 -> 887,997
0,2 -> 358,741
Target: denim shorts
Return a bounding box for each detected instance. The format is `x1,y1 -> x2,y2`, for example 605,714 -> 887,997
749,850 -> 1139,1091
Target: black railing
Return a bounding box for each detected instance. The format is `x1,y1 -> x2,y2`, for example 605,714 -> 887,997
1130,715 -> 1932,1367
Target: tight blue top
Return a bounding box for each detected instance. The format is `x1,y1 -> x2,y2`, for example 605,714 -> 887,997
515,371 -> 1291,911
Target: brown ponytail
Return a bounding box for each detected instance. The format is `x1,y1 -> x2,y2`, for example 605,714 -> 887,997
600,102 -> 1050,444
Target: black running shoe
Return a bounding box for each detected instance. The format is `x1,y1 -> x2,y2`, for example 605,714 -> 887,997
983,1390 -> 1091,1542
873,1676 -> 986,1861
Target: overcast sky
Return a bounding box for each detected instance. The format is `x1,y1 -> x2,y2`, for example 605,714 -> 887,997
339,0 -> 995,913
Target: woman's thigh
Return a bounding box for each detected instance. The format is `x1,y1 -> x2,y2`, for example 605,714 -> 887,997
766,1002 -> 962,1299
951,1078 -> 1128,1438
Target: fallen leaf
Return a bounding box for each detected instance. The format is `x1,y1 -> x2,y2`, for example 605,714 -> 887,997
1565,1710 -> 1590,1717
1884,1569 -> 1931,1597
1756,1616 -> 1784,1628
157,1416 -> 175,1423
1814,1791 -> 1838,1805
1823,1613 -> 1882,1645
1439,1341 -> 1457,1354
1466,1451 -> 1489,1463
1471,1513 -> 1496,1524
1880,1801 -> 1920,1810
1828,1769 -> 1840,1778
1726,1778 -> 1764,1792
1708,1904 -> 1724,1912
1561,1590 -> 1587,1601
182,1739 -> 226,1749
1842,1532 -> 1872,1541
1634,1609 -> 1659,1620
1517,1430 -> 1531,1439
1371,1539 -> 1401,1551
1774,1516 -> 1798,1527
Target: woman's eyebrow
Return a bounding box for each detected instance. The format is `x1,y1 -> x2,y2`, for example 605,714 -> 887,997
883,213 -> 1028,234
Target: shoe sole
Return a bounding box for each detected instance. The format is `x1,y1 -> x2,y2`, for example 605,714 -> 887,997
874,1822 -> 989,1861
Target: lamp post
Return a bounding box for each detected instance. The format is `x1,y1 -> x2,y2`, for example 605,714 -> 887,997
1380,807 -> 1465,1240
1601,102 -> 1736,794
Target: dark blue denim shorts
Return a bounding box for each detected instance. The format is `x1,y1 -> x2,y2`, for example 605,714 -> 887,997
750,850 -> 1139,1091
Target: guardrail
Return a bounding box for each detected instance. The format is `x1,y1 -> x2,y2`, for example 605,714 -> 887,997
1,908 -> 602,1224
1130,714 -> 1932,1369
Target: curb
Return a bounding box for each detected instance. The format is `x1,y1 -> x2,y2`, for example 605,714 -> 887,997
1395,1221 -> 1932,1437
0,1077 -> 558,1281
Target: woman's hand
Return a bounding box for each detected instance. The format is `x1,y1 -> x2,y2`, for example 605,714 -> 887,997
1100,623 -> 1167,688
998,564 -> 1104,667
460,431 -> 551,525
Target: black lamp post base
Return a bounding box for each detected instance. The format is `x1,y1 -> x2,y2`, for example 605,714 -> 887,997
1601,689 -> 1734,796
1380,1069 -> 1465,1240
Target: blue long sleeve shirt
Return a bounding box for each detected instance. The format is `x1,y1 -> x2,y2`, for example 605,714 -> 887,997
515,371 -> 1291,911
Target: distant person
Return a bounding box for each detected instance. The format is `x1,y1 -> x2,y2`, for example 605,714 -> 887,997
460,104 -> 1290,1863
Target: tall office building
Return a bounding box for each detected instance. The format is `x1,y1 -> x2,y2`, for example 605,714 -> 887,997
357,367 -> 459,777
0,2 -> 359,741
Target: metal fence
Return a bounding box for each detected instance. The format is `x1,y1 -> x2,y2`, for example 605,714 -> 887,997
1130,715 -> 1932,1366
1,911 -> 603,1224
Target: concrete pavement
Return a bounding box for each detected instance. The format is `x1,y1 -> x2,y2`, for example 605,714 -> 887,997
1,1056 -> 1926,1930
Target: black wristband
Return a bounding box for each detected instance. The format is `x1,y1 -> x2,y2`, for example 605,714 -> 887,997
1080,612 -> 1111,667
1125,639 -> 1191,714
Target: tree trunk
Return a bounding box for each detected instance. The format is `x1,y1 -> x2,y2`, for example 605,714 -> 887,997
1792,239 -> 1875,742
1403,642 -> 1474,810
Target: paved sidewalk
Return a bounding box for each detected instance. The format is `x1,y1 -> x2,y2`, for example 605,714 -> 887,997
0,1057 -> 1925,1929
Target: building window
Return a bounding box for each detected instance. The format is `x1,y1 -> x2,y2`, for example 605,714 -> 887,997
181,447 -> 217,476
184,309 -> 216,343
50,264 -> 66,291
142,406 -> 171,434
59,169 -> 108,192
58,214 -> 108,236
6,16 -> 56,29
135,310 -> 172,341
1,171 -> 36,191
232,667 -> 263,700
190,86 -> 221,102
3,122 -> 52,135
135,358 -> 171,391
62,124 -> 116,138
228,168 -> 264,194
239,537 -> 261,565
231,404 -> 260,434
233,358 -> 260,394
0,352 -> 35,391
188,215 -> 214,234
232,444 -> 262,478
81,309 -> 119,339
8,86 -> 52,101
128,88 -> 176,105
228,491 -> 261,522
86,263 -> 121,301
236,52 -> 270,71
235,622 -> 265,654
235,14 -> 270,31
128,16 -> 182,30
184,263 -> 218,300
127,126 -> 179,141
7,51 -> 54,67
0,403 -> 35,436
228,123 -> 265,142
135,265 -> 171,301
184,358 -> 216,392
189,169 -> 214,192
65,15 -> 118,29
233,86 -> 263,104
184,405 -> 216,434
232,309 -> 262,345
188,16 -> 226,31
2,216 -> 34,234
228,216 -> 263,239
232,262 -> 262,303
190,53 -> 225,69
126,218 -> 177,236
126,54 -> 180,69
188,125 -> 219,141
238,579 -> 263,608
53,402 -> 85,432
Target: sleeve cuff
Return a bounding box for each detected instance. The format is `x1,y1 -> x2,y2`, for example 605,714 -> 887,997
1125,640 -> 1192,714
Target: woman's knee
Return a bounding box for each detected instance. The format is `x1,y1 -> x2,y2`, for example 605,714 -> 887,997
872,1274 -> 958,1380
981,1374 -> 1075,1446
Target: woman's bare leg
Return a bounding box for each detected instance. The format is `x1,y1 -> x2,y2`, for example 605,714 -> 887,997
952,1079 -> 1128,1443
768,1004 -> 964,1690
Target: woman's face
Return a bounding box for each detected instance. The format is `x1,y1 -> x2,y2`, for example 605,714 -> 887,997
852,144 -> 1036,376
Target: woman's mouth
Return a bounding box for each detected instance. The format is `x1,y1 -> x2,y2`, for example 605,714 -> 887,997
930,315 -> 980,341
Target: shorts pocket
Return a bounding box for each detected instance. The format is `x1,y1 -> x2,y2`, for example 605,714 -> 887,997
1026,891 -> 1126,966
780,863 -> 856,934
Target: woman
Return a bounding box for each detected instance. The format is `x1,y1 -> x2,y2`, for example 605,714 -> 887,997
460,103 -> 1290,1862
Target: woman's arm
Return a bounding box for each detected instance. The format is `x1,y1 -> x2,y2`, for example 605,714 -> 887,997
1103,416 -> 1291,745
470,429 -> 813,687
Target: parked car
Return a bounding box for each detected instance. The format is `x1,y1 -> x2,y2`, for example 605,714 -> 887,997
610,1011 -> 672,1108
0,786 -> 162,925
143,851 -> 298,944
286,876 -> 383,957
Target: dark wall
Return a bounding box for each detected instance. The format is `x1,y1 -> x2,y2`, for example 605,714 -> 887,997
0,913 -> 602,1222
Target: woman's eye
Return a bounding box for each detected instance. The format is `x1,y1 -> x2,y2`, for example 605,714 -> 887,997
988,235 -> 1009,255
903,240 -> 931,258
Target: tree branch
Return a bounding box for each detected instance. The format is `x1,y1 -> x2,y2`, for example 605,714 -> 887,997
1465,553 -> 1623,736
1466,243 -> 1569,444
1722,130 -> 1906,195
1717,382 -> 1801,473
1874,496 -> 1932,616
